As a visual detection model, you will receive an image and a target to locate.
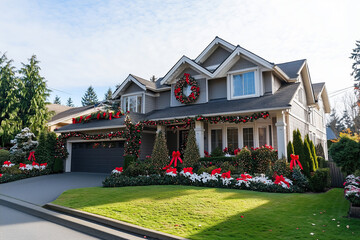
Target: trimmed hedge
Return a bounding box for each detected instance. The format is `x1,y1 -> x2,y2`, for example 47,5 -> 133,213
124,155 -> 136,170
199,156 -> 236,162
309,168 -> 331,192
0,169 -> 51,184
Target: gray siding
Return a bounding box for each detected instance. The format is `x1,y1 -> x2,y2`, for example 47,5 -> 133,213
202,46 -> 231,67
208,77 -> 227,100
171,78 -> 207,107
156,91 -> 170,110
145,95 -> 156,113
263,72 -> 272,94
229,57 -> 257,72
139,132 -> 156,159
125,82 -> 144,94
176,67 -> 202,79
273,76 -> 282,93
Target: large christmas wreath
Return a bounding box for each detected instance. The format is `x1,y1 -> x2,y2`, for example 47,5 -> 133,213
174,73 -> 200,104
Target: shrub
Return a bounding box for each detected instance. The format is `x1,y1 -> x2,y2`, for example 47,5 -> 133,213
293,130 -> 308,175
309,168 -> 331,192
291,166 -> 309,192
0,169 -> 51,184
199,156 -> 235,162
235,147 -> 252,173
304,137 -> 316,173
0,149 -> 9,165
183,129 -> 200,167
309,139 -> 318,169
53,158 -> 63,173
220,161 -> 235,172
329,136 -> 360,175
35,131 -> 48,164
151,131 -> 169,168
272,159 -> 291,178
287,141 -> 294,162
317,156 -> 327,168
46,131 -> 57,170
211,147 -> 224,157
124,155 -> 136,170
251,148 -> 272,174
9,128 -> 38,164
197,165 -> 217,174
1,165 -> 22,175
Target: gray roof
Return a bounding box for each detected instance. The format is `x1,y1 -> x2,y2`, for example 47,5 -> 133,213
49,105 -> 95,122
145,83 -> 300,120
55,112 -> 145,132
312,82 -> 325,100
131,74 -> 157,89
326,127 -> 336,140
276,59 -> 306,79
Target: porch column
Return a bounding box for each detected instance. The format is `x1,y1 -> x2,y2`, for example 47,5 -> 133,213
156,125 -> 166,134
275,111 -> 287,159
194,121 -> 205,157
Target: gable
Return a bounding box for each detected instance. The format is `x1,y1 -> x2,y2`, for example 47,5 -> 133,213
176,67 -> 203,79
229,57 -> 257,72
124,82 -> 144,94
201,46 -> 231,69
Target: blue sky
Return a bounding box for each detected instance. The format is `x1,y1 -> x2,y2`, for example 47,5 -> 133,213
0,0 -> 359,108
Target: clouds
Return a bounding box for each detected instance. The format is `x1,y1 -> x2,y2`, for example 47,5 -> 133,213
0,0 -> 359,106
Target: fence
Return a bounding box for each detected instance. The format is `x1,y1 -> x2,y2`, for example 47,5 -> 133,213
328,161 -> 345,188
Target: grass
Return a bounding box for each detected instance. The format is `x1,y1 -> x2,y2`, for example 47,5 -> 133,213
53,186 -> 360,240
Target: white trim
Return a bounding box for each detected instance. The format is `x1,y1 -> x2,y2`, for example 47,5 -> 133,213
113,75 -> 146,99
55,125 -> 126,133
195,37 -> 236,63
227,66 -> 259,75
229,68 -> 259,100
121,94 -> 144,114
47,108 -> 101,126
204,64 -> 220,71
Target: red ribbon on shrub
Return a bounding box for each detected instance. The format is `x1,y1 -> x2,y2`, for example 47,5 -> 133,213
32,161 -> 39,166
40,163 -> 47,167
166,167 -> 177,174
211,168 -> 221,176
19,163 -> 26,168
183,167 -> 193,174
289,154 -> 303,170
274,175 -> 290,188
3,161 -> 12,166
169,151 -> 183,167
237,173 -> 252,181
28,151 -> 36,161
221,171 -> 231,179
115,167 -> 123,172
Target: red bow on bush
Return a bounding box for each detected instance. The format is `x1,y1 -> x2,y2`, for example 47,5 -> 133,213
115,167 -> 123,172
183,167 -> 193,174
40,163 -> 47,167
28,151 -> 36,161
237,173 -> 252,181
275,175 -> 290,188
166,167 -> 177,174
221,171 -> 231,179
19,163 -> 26,168
184,73 -> 190,84
169,151 -> 183,167
3,161 -> 11,166
211,168 -> 221,176
290,154 -> 303,170
32,162 -> 39,166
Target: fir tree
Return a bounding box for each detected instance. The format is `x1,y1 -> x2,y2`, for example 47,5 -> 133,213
183,128 -> 200,167
151,131 -> 169,168
66,97 -> 74,107
9,127 -> 38,163
81,85 -> 98,106
53,95 -> 61,104
309,140 -> 318,169
18,55 -> 51,136
104,87 -> 113,101
287,141 -> 294,162
350,40 -> 360,97
304,137 -> 316,173
35,131 -> 48,163
46,131 -> 57,170
293,129 -> 309,176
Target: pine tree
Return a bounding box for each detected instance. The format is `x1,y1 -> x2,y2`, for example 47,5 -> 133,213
0,53 -> 22,146
104,87 -> 113,101
287,141 -> 294,162
81,86 -> 98,106
183,128 -> 200,167
53,95 -> 61,104
18,55 -> 51,137
151,131 -> 169,168
304,137 -> 316,173
293,129 -> 309,176
35,131 -> 48,164
66,97 -> 74,107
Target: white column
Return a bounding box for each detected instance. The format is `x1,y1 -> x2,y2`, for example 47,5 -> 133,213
275,111 -> 287,159
194,121 -> 205,157
65,142 -> 72,172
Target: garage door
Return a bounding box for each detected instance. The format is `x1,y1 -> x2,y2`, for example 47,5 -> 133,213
71,141 -> 124,173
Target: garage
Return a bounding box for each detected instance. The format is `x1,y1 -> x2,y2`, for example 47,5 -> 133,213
71,141 -> 124,173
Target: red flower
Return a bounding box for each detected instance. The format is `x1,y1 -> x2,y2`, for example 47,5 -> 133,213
234,149 -> 240,155
0,173 -> 2,177
211,168 -> 221,176
221,171 -> 231,179
223,147 -> 228,153
115,167 -> 123,172
183,167 -> 193,174
237,173 -> 252,181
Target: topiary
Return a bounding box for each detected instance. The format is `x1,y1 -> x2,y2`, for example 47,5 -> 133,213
287,141 -> 294,162
293,130 -> 307,174
272,159 -> 291,178
309,168 -> 331,192
235,147 -> 252,173
183,128 -> 200,167
251,148 -> 272,174
150,131 -> 169,168
35,131 -> 48,164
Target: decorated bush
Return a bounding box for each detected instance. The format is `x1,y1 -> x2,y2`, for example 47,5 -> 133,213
183,129 -> 200,167
9,128 -> 38,164
291,166 -> 309,192
150,131 -> 169,170
235,147 -> 252,173
272,159 -> 291,178
309,168 -> 330,192
344,175 -> 360,207
251,148 -> 272,174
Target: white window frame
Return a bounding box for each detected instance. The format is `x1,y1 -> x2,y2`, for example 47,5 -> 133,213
227,67 -> 259,100
257,124 -> 270,148
121,92 -> 145,114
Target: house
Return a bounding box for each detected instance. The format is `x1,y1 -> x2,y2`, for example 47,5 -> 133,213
55,37 -> 330,173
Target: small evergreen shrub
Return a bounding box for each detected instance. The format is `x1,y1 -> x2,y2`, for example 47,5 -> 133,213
124,155 -> 136,170
211,147 -> 225,157
235,147 -> 252,173
9,128 -> 38,164
251,148 -> 272,174
272,159 -> 291,178
309,140 -> 318,169
53,158 -> 63,173
292,166 -> 309,192
317,156 -> 327,168
46,131 -> 57,170
199,156 -> 236,162
287,141 -> 294,162
303,137 -> 315,175
183,129 -> 200,167
293,130 -> 308,175
35,131 -> 48,164
151,131 -> 169,168
220,161 -> 235,172
0,149 -> 10,165
309,168 -> 331,192
329,137 -> 360,175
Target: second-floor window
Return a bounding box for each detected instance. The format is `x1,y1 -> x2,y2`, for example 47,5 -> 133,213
232,71 -> 255,98
123,95 -> 142,113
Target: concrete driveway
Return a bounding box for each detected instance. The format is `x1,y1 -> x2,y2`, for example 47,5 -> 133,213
0,172 -> 108,205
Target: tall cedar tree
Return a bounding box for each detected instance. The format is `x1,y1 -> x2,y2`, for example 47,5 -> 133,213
0,53 -> 21,146
304,137 -> 316,173
53,95 -> 61,104
183,128 -> 200,167
309,140 -> 318,169
104,87 -> 113,100
151,131 -> 169,168
81,86 -> 98,106
293,129 -> 309,176
18,55 -> 51,137
287,141 -> 295,162
66,97 -> 74,107
35,131 -> 48,164
46,131 -> 57,170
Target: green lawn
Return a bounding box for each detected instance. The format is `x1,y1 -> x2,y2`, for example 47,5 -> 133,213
53,186 -> 360,240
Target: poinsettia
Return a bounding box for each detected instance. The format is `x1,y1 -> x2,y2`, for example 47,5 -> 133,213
211,168 -> 221,176
221,171 -> 231,179
112,167 -> 123,174
2,161 -> 14,168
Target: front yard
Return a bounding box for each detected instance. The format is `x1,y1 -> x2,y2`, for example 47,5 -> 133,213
53,186 -> 360,240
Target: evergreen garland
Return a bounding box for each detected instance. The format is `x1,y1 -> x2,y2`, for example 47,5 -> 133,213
183,128 -> 200,167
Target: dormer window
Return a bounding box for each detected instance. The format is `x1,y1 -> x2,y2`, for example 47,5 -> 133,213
123,95 -> 142,113
230,69 -> 257,99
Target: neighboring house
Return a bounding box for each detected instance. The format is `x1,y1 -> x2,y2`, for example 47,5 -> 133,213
55,37 -> 331,173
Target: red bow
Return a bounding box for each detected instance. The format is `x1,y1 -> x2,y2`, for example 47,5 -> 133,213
3,161 -> 11,166
28,151 -> 36,161
169,151 -> 183,167
109,112 -> 112,120
40,163 -> 47,167
221,171 -> 231,179
237,173 -> 252,181
115,167 -> 123,172
183,167 -> 193,174
184,73 -> 190,84
211,168 -> 221,176
72,118 -> 76,124
32,161 -> 39,166
275,175 -> 290,188
290,154 -> 303,170
85,115 -> 91,121
19,163 -> 26,168
166,167 -> 177,174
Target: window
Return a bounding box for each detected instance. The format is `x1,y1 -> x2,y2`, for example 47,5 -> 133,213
243,128 -> 254,148
123,95 -> 142,113
227,128 -> 238,150
258,127 -> 267,147
211,129 -> 223,151
232,71 -> 255,97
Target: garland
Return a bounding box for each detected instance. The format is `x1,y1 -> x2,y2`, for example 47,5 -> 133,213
73,110 -> 124,124
174,73 -> 200,104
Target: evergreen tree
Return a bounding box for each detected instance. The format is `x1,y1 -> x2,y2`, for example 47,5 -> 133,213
46,131 -> 57,170
66,97 -> 74,107
183,128 -> 200,167
18,55 -> 51,137
304,137 -> 316,173
350,40 -> 360,100
327,108 -> 344,137
53,95 -> 61,104
81,86 -> 98,106
0,53 -> 21,146
287,141 -> 294,162
293,129 -> 309,176
35,131 -> 48,164
151,131 -> 169,168
9,127 -> 38,163
309,140 -> 318,169
104,87 -> 113,101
